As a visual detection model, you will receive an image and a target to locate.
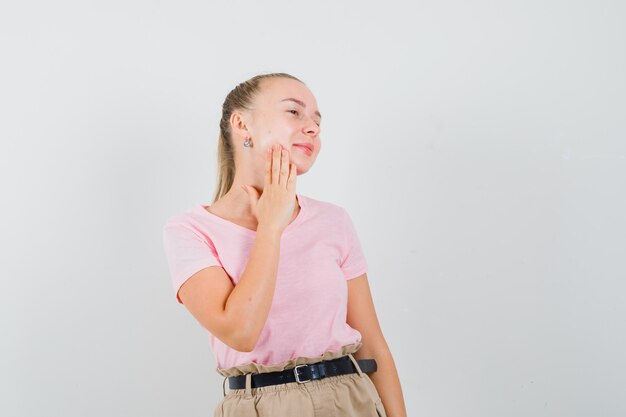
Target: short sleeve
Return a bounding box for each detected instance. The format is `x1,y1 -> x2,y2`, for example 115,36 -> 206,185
162,222 -> 222,304
339,208 -> 368,280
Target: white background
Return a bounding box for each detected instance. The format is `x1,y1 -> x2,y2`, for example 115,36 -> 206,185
2,1 -> 625,416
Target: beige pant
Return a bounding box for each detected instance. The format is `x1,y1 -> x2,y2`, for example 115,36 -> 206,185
213,341 -> 387,417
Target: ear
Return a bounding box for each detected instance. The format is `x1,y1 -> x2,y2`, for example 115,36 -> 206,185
230,110 -> 253,141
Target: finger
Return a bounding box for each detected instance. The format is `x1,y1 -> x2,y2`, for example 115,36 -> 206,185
272,144 -> 281,185
264,146 -> 272,187
279,148 -> 289,186
287,162 -> 297,191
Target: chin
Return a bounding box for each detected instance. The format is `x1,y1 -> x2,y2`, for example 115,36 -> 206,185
295,163 -> 312,175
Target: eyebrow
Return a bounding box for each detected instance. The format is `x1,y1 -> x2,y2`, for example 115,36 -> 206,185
279,98 -> 322,121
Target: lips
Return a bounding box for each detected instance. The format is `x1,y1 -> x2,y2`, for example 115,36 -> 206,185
294,143 -> 313,153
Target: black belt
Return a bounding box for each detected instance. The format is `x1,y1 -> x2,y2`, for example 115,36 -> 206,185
228,355 -> 377,389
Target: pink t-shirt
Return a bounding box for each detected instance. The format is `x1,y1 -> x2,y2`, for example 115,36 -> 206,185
162,193 -> 368,370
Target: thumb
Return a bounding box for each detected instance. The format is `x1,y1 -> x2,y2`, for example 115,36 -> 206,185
241,185 -> 259,205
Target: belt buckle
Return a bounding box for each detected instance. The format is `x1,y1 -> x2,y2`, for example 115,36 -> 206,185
293,364 -> 311,383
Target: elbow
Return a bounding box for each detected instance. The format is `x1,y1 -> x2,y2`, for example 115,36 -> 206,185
224,329 -> 258,353
214,332 -> 252,353
234,333 -> 258,353
219,308 -> 261,352
235,342 -> 254,353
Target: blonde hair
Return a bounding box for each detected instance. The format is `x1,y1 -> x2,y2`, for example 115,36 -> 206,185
212,72 -> 304,204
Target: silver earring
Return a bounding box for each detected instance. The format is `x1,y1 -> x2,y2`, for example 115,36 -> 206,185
243,137 -> 252,147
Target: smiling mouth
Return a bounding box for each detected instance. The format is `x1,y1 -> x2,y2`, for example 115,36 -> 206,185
294,144 -> 313,155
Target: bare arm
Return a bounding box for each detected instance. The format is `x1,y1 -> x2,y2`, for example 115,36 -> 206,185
178,143 -> 296,352
178,225 -> 282,352
222,224 -> 282,351
347,273 -> 407,417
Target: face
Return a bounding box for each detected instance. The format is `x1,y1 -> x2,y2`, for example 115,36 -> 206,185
231,77 -> 322,175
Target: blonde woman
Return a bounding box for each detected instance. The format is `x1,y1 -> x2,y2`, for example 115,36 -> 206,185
163,73 -> 407,417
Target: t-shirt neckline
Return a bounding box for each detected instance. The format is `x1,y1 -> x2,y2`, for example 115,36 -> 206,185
195,193 -> 306,236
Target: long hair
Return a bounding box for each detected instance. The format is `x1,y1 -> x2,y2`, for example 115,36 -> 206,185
212,72 -> 304,204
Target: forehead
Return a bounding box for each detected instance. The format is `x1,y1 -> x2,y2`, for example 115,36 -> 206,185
259,78 -> 319,109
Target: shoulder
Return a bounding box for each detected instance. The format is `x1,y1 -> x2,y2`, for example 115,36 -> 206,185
299,193 -> 347,218
162,205 -> 205,234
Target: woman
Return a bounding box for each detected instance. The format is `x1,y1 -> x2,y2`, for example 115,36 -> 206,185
162,73 -> 407,417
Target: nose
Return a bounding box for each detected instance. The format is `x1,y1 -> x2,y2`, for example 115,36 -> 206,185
302,116 -> 320,137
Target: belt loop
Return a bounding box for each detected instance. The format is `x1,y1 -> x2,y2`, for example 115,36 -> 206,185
244,373 -> 253,398
222,376 -> 228,397
347,353 -> 364,377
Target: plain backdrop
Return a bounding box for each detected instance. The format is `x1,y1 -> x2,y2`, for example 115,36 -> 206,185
2,1 -> 625,416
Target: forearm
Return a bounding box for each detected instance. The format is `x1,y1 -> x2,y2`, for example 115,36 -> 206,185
224,224 -> 282,351
357,346 -> 408,417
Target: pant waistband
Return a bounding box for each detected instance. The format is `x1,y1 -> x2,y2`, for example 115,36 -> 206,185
227,355 -> 377,390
